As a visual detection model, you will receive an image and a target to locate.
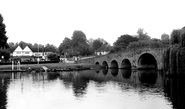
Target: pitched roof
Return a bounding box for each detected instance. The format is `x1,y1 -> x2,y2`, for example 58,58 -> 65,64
23,46 -> 32,52
14,46 -> 23,52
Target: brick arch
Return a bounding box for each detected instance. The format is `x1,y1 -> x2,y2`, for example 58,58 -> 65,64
120,58 -> 131,69
95,61 -> 100,65
110,60 -> 119,69
102,61 -> 108,69
137,52 -> 158,69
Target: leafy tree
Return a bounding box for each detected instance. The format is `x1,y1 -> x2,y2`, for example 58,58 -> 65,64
161,33 -> 170,41
0,14 -> 8,49
137,28 -> 151,40
113,34 -> 138,51
92,38 -> 103,50
170,29 -> 180,45
58,37 -> 72,55
71,30 -> 87,47
47,53 -> 59,61
19,41 -> 29,49
44,44 -> 57,52
71,30 -> 91,56
0,49 -> 10,62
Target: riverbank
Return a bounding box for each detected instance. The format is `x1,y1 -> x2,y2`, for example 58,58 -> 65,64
0,62 -> 99,72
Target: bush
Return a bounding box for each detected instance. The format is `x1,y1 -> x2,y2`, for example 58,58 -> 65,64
47,53 -> 59,61
126,40 -> 166,49
170,29 -> 180,45
0,49 -> 10,62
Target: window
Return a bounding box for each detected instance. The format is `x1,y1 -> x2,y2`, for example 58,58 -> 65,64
16,52 -> 21,54
25,52 -> 30,54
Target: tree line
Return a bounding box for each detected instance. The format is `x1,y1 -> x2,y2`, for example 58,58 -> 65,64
0,13 -> 173,62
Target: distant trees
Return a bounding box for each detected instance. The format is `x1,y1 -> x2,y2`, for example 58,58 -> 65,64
0,14 -> 8,48
47,53 -> 59,61
161,33 -> 170,41
58,30 -> 93,57
136,28 -> 151,41
170,29 -> 181,45
8,41 -> 57,53
92,39 -> 103,50
58,31 -> 112,56
0,14 -> 9,62
71,31 -> 91,56
58,37 -> 72,55
113,34 -> 138,51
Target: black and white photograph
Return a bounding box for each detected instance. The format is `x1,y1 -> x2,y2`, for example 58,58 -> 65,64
0,0 -> 185,109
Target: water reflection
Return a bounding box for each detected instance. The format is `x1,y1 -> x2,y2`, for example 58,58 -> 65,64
102,68 -> 108,75
110,68 -> 118,77
0,70 -> 184,109
138,70 -> 158,85
163,76 -> 185,109
0,73 -> 10,109
120,69 -> 131,79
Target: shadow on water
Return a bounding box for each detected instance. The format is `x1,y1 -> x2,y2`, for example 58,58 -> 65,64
120,69 -> 131,79
0,73 -> 11,109
2,70 -> 185,109
137,70 -> 158,85
102,68 -> 108,75
111,68 -> 118,77
47,72 -> 60,80
58,71 -> 89,98
163,76 -> 185,109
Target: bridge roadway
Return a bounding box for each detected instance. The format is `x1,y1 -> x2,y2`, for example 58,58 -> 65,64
79,48 -> 166,70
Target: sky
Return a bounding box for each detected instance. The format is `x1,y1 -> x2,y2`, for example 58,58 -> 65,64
1,0 -> 185,47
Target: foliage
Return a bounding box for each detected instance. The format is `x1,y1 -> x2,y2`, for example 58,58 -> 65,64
170,29 -> 180,45
8,41 -> 57,53
58,30 -> 94,56
44,44 -> 57,53
136,28 -> 151,40
47,53 -> 59,61
92,38 -> 104,50
161,33 -> 170,41
0,49 -> 10,62
71,30 -> 87,47
180,29 -> 185,47
113,34 -> 138,51
58,37 -> 72,55
127,39 -> 167,49
0,14 -> 8,49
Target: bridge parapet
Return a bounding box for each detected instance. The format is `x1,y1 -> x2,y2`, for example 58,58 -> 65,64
79,47 -> 166,70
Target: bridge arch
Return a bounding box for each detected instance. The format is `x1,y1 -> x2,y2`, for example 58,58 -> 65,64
121,59 -> 131,69
95,62 -> 100,65
110,60 -> 119,69
137,53 -> 157,69
102,61 -> 108,69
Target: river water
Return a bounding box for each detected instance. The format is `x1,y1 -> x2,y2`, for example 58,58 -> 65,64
0,69 -> 184,109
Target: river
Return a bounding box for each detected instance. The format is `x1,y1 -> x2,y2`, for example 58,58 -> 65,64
0,69 -> 184,109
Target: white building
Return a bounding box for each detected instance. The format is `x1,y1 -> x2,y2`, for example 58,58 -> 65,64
13,46 -> 33,56
12,46 -> 53,61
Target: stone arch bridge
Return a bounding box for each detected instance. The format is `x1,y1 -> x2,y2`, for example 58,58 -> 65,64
79,48 -> 166,70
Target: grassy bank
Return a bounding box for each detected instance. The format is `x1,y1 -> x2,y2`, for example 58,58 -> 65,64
0,62 -> 97,71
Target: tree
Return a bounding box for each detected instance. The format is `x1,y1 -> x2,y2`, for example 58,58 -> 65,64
0,14 -> 8,48
44,44 -> 57,52
58,37 -> 72,55
137,28 -> 151,40
161,33 -> 169,41
71,30 -> 90,56
113,34 -> 138,51
47,53 -> 59,61
170,29 -> 181,45
71,30 -> 87,47
92,39 -> 103,50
